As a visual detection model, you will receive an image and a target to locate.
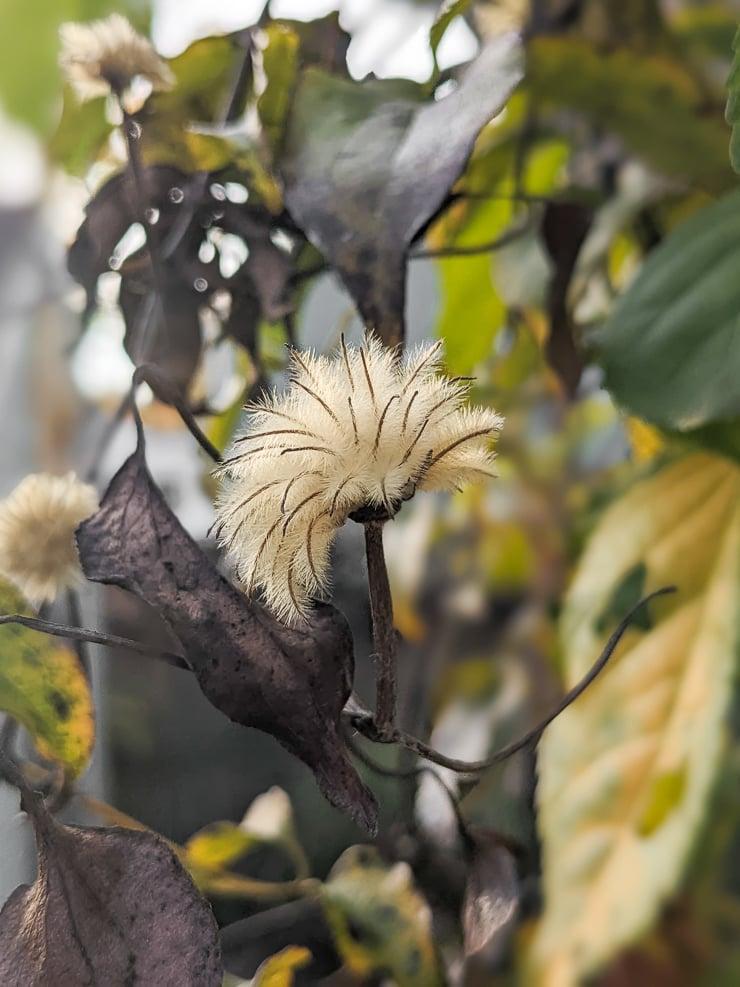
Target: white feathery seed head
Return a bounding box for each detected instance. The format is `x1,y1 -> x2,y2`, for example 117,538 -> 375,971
0,473 -> 98,604
59,13 -> 174,102
214,335 -> 503,625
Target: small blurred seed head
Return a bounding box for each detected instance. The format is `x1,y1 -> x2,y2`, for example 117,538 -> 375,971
59,13 -> 174,103
0,473 -> 98,604
214,334 -> 503,625
241,786 -> 295,843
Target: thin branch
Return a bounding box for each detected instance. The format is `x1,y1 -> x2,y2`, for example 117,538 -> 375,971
84,392 -> 130,483
410,216 -> 533,260
348,587 -> 676,773
0,614 -> 189,671
364,521 -> 398,733
120,108 -> 173,366
67,589 -> 90,682
132,364 -> 222,463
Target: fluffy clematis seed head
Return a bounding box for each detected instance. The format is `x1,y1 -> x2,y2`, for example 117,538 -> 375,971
214,335 -> 503,625
59,13 -> 174,103
0,473 -> 98,604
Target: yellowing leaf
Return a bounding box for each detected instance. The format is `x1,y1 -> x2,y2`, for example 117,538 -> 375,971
529,453 -> 740,985
0,582 -> 94,778
626,416 -> 665,463
184,822 -> 255,877
252,946 -> 312,987
528,39 -> 732,192
258,24 -> 300,159
321,846 -> 444,987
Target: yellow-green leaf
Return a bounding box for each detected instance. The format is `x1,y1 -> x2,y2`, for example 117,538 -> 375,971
726,25 -> 740,173
258,23 -> 300,160
0,582 -> 94,778
184,822 -> 255,877
321,846 -> 444,987
529,453 -> 740,985
528,38 -> 733,192
49,90 -> 112,177
252,946 -> 312,987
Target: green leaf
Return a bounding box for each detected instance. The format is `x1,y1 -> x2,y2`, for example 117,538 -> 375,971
48,90 -> 112,176
428,182 -> 513,376
321,846 -> 444,987
430,0 -> 472,61
593,187 -> 740,445
0,0 -> 148,134
725,25 -> 740,173
529,453 -> 740,985
258,24 -> 300,160
528,38 -> 733,192
141,34 -> 250,172
0,581 -> 94,778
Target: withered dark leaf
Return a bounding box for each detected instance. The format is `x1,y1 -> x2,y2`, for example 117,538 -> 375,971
221,204 -> 295,321
281,34 -> 523,345
68,163 -> 216,395
67,164 -> 191,315
76,442 -> 378,833
462,831 -> 519,968
0,786 -> 222,986
541,200 -> 593,397
118,260 -> 203,395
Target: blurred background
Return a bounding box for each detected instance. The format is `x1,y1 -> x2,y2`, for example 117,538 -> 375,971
1,1 -> 739,985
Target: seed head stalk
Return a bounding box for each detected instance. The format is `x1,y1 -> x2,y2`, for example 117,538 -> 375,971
363,519 -> 397,734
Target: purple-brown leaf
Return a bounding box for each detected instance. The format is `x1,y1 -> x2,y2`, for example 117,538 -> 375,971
281,34 -> 523,345
462,832 -> 519,967
76,445 -> 378,833
0,790 -> 222,986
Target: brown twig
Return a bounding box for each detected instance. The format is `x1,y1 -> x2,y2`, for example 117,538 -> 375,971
363,521 -> 398,734
0,614 -> 189,671
132,364 -> 222,463
410,215 -> 533,260
348,587 -> 676,773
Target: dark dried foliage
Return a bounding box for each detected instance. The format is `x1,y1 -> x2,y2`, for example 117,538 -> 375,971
76,440 -> 378,833
0,787 -> 222,986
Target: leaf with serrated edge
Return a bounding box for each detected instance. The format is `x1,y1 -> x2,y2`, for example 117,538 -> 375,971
529,453 -> 740,985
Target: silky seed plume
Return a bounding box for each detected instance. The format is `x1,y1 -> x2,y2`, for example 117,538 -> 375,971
214,334 -> 503,624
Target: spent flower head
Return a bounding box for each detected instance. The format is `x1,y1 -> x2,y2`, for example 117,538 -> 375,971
214,335 -> 503,624
0,473 -> 98,604
59,13 -> 174,103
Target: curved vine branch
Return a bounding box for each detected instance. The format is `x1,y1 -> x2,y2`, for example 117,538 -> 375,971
0,614 -> 189,671
347,587 -> 676,773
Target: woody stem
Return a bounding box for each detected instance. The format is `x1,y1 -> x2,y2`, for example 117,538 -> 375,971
364,520 -> 397,734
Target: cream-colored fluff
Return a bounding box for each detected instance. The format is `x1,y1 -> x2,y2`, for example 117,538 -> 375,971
214,335 -> 503,624
0,473 -> 98,604
59,13 -> 174,102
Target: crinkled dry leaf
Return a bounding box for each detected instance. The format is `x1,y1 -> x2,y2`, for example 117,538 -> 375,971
0,581 -> 94,778
76,442 -> 377,833
281,34 -> 523,344
530,453 -> 740,985
0,785 -> 222,986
